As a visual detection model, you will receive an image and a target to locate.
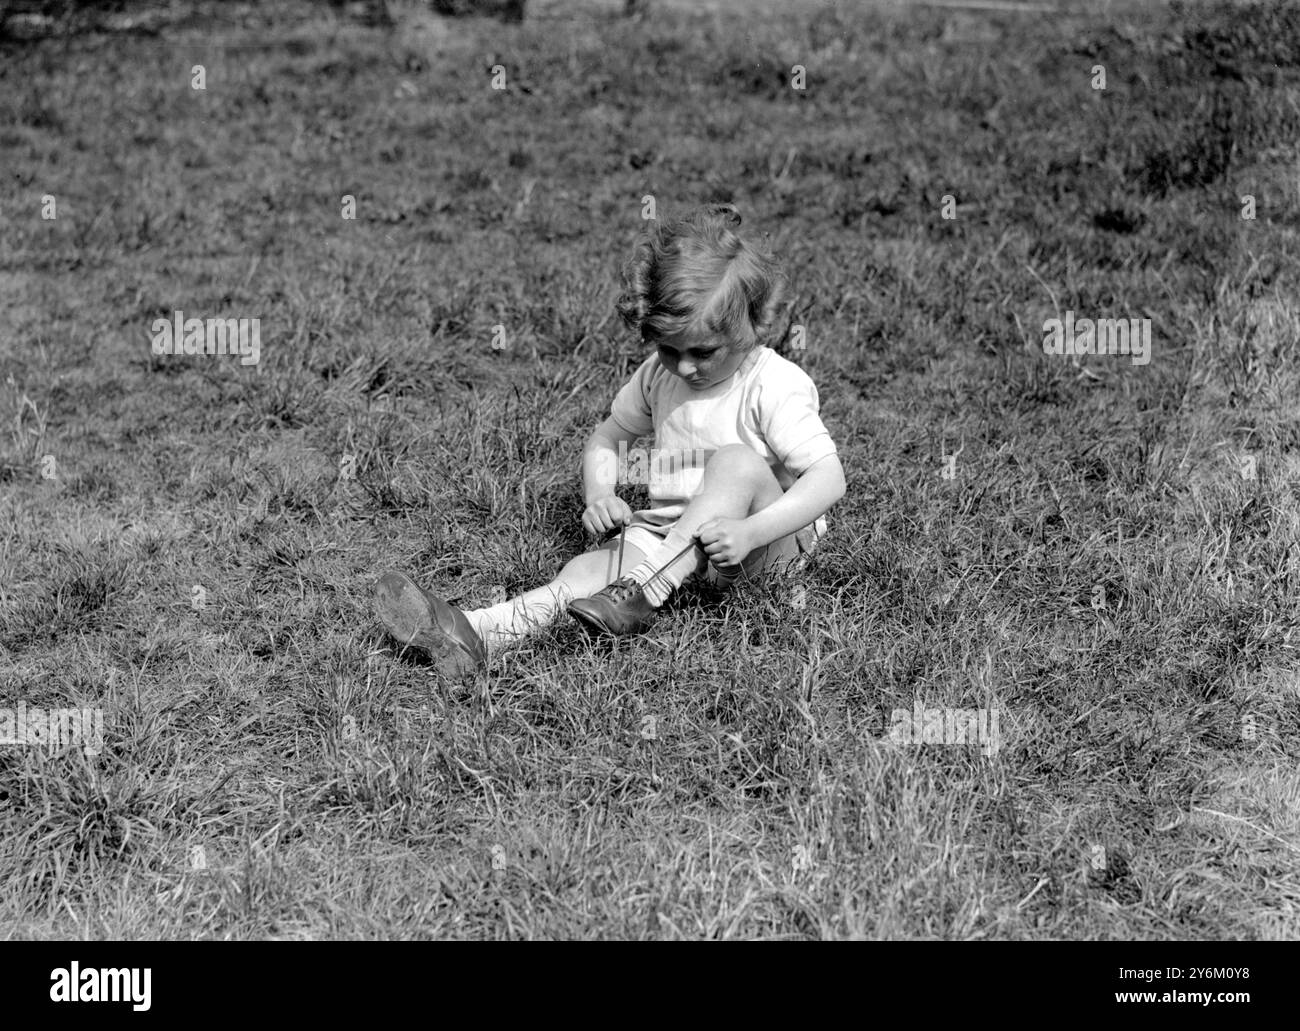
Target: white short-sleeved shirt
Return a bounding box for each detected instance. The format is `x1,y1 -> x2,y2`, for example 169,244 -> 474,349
609,346 -> 838,529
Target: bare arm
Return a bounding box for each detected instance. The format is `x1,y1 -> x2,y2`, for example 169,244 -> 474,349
743,453 -> 846,550
582,416 -> 641,505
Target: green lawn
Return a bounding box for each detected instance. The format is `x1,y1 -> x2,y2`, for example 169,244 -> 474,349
1,0 -> 1298,939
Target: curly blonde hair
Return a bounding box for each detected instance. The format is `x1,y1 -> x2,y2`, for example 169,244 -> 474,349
615,203 -> 787,352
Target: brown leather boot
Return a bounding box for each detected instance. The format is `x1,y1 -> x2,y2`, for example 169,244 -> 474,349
374,570 -> 487,674
566,577 -> 657,637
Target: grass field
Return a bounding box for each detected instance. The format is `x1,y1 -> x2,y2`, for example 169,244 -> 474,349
1,0 -> 1299,940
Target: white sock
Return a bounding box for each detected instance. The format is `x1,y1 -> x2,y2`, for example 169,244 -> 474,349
465,584 -> 575,656
625,529 -> 707,607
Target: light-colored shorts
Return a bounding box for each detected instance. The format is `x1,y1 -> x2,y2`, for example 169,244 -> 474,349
620,512 -> 826,587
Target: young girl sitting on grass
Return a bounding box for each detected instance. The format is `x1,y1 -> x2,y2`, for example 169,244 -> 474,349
374,203 -> 846,673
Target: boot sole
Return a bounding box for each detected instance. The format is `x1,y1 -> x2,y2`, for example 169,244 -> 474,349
374,571 -> 476,671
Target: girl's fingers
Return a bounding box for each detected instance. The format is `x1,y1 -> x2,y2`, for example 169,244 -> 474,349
697,522 -> 725,546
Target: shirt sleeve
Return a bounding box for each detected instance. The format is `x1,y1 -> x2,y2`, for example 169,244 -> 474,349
609,356 -> 656,437
758,366 -> 838,476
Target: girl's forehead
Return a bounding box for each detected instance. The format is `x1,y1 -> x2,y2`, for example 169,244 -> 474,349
657,329 -> 721,349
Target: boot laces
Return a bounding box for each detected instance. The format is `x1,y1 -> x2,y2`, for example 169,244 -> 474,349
600,577 -> 643,602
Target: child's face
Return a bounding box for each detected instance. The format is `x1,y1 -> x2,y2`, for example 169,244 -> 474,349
654,331 -> 749,391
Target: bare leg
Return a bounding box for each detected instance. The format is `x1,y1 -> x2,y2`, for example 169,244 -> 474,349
631,445 -> 785,592
679,443 -> 783,534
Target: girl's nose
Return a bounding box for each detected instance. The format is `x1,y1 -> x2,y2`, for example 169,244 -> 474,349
678,361 -> 696,376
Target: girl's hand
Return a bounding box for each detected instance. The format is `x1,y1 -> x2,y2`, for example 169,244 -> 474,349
696,517 -> 756,568
583,495 -> 633,537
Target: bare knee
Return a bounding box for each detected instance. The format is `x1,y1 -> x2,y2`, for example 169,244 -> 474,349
697,445 -> 781,515
704,445 -> 770,482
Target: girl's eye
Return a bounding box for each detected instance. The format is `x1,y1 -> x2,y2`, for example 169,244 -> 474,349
658,344 -> 716,360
